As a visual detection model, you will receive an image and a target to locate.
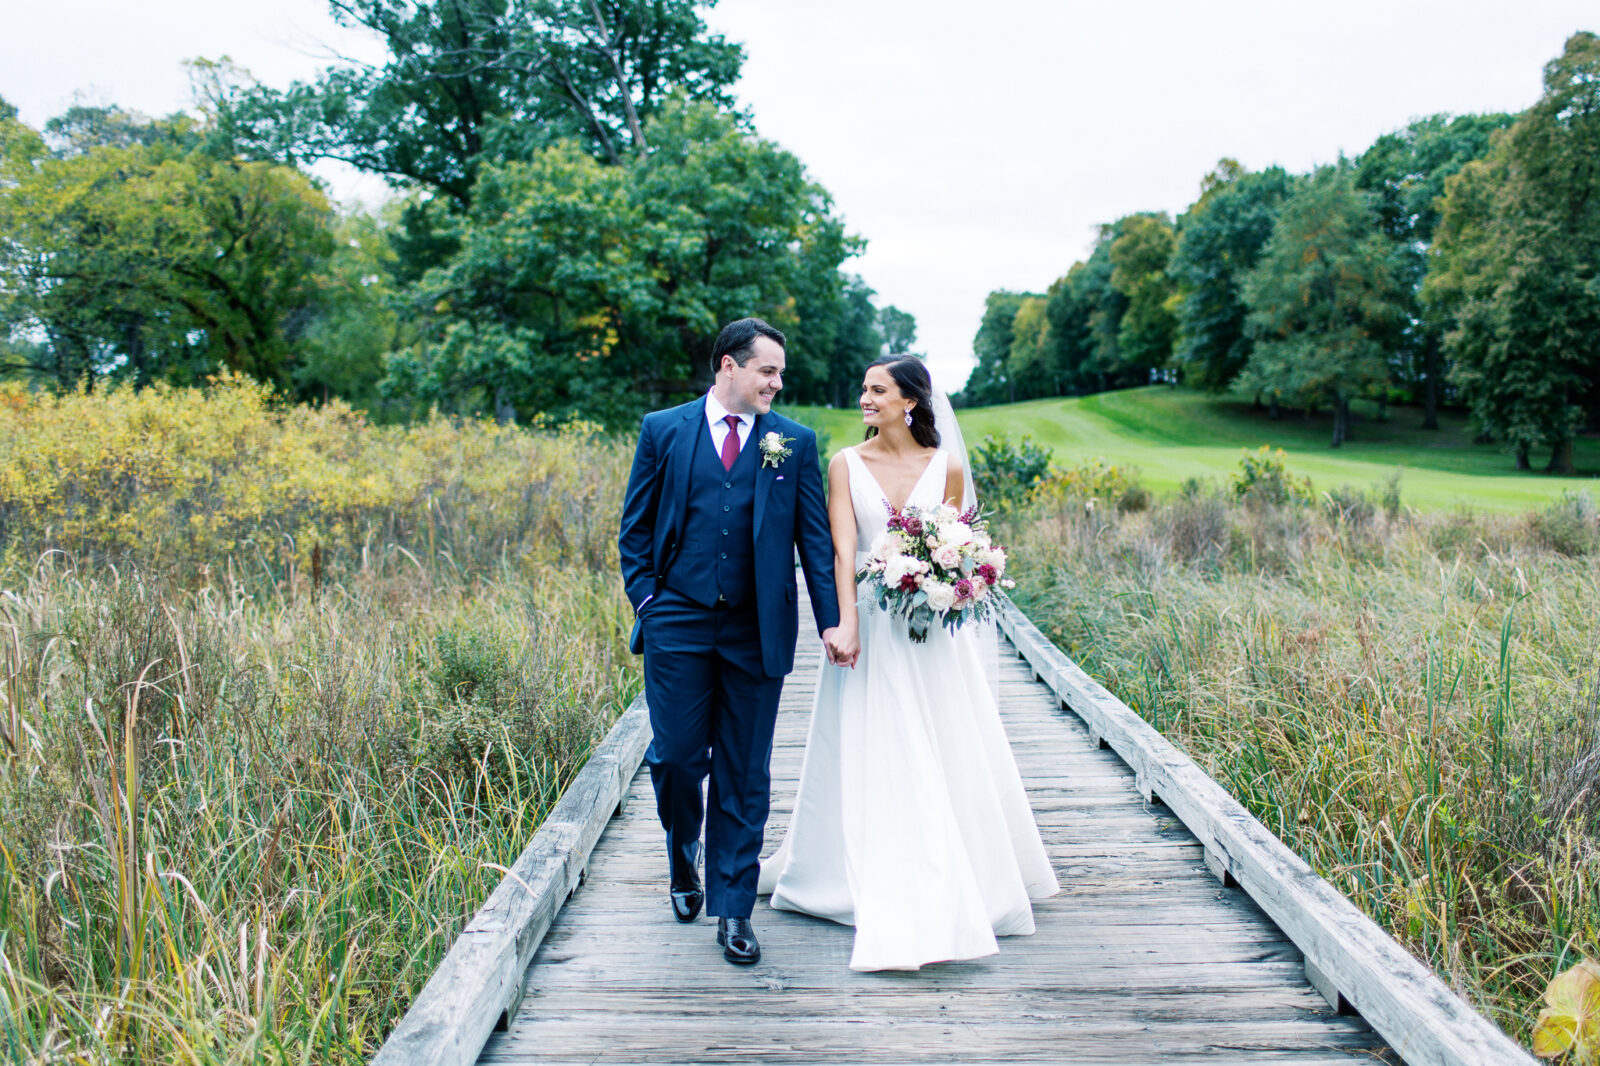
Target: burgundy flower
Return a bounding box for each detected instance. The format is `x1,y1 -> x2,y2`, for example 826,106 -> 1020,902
885,503 -> 903,530
954,579 -> 974,600
976,564 -> 998,585
898,573 -> 920,593
903,515 -> 924,537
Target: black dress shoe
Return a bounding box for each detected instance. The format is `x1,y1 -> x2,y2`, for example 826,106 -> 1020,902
717,917 -> 761,965
669,840 -> 703,923
671,885 -> 704,923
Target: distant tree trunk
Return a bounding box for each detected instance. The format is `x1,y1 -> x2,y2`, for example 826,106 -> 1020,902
1268,394 -> 1280,420
1422,335 -> 1441,430
493,386 -> 517,425
1546,438 -> 1575,475
1515,446 -> 1530,470
1329,396 -> 1350,448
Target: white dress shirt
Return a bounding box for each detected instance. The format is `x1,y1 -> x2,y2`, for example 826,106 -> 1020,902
705,389 -> 753,455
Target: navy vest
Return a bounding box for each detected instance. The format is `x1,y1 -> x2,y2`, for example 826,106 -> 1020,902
665,420 -> 758,607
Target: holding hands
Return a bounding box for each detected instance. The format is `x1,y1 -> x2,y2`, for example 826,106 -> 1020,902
822,624 -> 860,669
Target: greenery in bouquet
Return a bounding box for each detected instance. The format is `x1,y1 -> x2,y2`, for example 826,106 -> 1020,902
857,502 -> 1015,642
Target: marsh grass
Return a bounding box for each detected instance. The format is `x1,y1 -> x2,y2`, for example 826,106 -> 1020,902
0,380 -> 639,1063
1009,487 -> 1600,1047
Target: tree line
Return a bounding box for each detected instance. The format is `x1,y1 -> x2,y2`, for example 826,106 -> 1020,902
0,0 -> 916,427
960,33 -> 1600,472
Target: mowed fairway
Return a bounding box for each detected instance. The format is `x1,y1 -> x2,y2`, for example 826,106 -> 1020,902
787,386 -> 1600,513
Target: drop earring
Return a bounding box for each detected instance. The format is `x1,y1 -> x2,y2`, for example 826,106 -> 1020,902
904,409 -> 914,427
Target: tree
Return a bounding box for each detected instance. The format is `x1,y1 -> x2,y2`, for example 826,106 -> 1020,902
878,305 -> 917,355
963,290 -> 1037,405
1241,166 -> 1408,447
1108,213 -> 1177,379
1007,296 -> 1052,398
0,108 -> 339,390
221,0 -> 743,208
385,98 -> 862,427
1356,112 -> 1511,428
1170,161 -> 1295,393
1430,33 -> 1600,472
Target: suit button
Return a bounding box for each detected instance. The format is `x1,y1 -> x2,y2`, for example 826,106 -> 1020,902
724,482 -> 732,489
722,504 -> 730,512
720,552 -> 728,560
722,529 -> 729,536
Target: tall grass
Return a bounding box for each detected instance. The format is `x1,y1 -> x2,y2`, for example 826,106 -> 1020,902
0,379 -> 639,1063
1008,484 -> 1600,1048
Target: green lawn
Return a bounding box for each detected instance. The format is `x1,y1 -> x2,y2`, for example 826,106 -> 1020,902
782,387 -> 1600,513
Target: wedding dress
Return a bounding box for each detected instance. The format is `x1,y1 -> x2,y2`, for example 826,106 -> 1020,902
758,446 -> 1059,971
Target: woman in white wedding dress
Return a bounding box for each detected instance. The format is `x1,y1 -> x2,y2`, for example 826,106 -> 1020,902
758,355 -> 1058,972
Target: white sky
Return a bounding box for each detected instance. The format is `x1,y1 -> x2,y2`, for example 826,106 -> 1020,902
3,1 -> 1595,392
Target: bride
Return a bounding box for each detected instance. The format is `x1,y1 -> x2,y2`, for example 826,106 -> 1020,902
758,354 -> 1058,971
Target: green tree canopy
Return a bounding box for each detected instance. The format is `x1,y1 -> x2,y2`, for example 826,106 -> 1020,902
1356,112 -> 1511,427
1108,212 -> 1177,379
1429,33 -> 1600,472
962,290 -> 1039,405
1170,161 -> 1295,392
1241,166 -> 1408,447
0,109 -> 338,390
222,0 -> 743,208
384,98 -> 862,427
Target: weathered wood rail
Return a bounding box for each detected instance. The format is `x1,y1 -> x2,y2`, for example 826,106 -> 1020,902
372,589 -> 1533,1066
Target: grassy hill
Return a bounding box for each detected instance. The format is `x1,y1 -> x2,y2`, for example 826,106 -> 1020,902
784,387 -> 1600,513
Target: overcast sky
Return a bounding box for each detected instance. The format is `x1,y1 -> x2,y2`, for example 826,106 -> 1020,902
4,1 -> 1595,392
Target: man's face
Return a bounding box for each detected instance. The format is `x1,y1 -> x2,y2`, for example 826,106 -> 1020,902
718,336 -> 785,415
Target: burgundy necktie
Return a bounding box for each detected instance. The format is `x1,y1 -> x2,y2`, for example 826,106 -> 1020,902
720,414 -> 743,471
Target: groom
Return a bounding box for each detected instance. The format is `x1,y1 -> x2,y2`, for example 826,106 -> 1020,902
618,318 -> 842,965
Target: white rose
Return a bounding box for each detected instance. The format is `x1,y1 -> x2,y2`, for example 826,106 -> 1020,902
932,545 -> 961,569
973,529 -> 992,549
763,431 -> 781,449
923,580 -> 956,612
969,579 -> 988,600
882,553 -> 911,586
942,521 -> 974,548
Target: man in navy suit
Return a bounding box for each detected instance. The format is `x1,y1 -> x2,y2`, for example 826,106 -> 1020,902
618,318 -> 843,965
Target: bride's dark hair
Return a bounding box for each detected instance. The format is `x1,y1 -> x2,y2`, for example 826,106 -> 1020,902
863,355 -> 940,449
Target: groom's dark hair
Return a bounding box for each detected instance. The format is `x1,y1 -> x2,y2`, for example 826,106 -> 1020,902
711,318 -> 786,375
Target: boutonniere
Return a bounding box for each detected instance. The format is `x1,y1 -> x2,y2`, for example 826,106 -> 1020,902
759,431 -> 794,469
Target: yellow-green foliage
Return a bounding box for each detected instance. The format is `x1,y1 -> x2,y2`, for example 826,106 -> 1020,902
1035,456 -> 1144,511
0,379 -> 640,1063
1010,491 -> 1600,1051
0,374 -> 623,574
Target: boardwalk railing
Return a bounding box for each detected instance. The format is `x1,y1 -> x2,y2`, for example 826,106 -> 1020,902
372,598 -> 1533,1066
370,693 -> 652,1066
994,598 -> 1533,1066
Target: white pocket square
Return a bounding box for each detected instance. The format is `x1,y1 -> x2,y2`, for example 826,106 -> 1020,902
775,475 -> 785,480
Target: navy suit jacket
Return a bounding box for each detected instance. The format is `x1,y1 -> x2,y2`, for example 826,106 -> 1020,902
618,397 -> 841,678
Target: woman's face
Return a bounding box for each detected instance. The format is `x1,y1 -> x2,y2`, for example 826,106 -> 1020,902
859,365 -> 913,430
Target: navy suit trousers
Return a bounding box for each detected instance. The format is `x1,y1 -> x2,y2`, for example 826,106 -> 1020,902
640,585 -> 784,919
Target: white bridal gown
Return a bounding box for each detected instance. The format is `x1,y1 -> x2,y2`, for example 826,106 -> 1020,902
758,446 -> 1059,971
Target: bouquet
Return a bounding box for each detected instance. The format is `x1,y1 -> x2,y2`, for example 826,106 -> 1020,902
857,501 -> 1014,643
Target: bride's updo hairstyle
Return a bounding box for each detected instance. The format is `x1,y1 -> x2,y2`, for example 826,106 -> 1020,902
864,355 -> 940,449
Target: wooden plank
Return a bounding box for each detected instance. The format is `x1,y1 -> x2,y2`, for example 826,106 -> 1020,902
993,597 -> 1532,1066
371,694 -> 653,1066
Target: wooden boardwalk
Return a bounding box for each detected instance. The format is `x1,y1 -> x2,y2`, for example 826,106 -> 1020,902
479,625 -> 1392,1064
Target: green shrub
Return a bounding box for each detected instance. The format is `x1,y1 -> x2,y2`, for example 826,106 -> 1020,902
1230,445 -> 1313,506
1529,491 -> 1600,557
971,432 -> 1053,513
